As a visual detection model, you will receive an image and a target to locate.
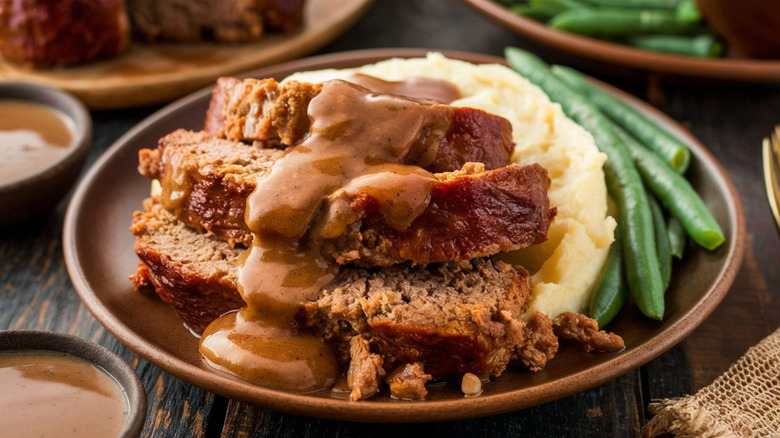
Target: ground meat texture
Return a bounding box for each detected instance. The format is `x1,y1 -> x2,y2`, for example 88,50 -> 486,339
346,336 -> 385,401
516,312 -> 558,371
552,312 -> 625,352
130,200 -> 245,334
138,131 -> 555,264
298,259 -> 532,380
385,363 -> 432,400
203,77 -> 515,173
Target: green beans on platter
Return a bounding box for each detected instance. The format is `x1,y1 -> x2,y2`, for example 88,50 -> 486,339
610,123 -> 724,251
549,8 -> 698,37
504,47 -> 725,325
495,0 -> 724,58
505,47 -> 665,321
625,34 -> 722,58
551,65 -> 690,174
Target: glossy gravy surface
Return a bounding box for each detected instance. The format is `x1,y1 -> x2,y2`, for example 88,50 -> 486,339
0,350 -> 128,438
0,100 -> 74,185
199,76 -> 460,393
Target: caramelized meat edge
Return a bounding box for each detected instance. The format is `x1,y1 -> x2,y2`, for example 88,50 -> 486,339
203,77 -> 515,173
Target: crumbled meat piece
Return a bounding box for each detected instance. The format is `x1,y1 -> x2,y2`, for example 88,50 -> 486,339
347,336 -> 385,401
385,363 -> 432,400
517,312 -> 558,371
553,312 -> 625,352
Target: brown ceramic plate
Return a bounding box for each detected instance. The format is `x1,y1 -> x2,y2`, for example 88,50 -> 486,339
0,0 -> 372,109
63,49 -> 745,422
462,0 -> 780,82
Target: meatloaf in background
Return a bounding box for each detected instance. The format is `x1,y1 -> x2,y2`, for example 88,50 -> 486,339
137,129 -> 555,266
203,77 -> 515,173
126,0 -> 305,43
0,0 -> 129,65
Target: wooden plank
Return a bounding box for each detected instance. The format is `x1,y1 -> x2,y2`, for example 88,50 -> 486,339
220,371 -> 642,438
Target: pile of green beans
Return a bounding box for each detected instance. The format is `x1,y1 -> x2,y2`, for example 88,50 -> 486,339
505,47 -> 725,328
499,0 -> 723,58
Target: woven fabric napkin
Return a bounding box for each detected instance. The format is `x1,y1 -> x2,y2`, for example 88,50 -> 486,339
645,327 -> 780,437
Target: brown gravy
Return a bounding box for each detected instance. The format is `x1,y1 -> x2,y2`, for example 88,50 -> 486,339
0,350 -> 128,438
0,100 -> 74,185
199,76 -> 460,393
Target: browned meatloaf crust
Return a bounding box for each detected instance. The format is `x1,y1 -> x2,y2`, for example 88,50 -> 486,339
0,0 -> 129,65
203,77 -> 515,173
138,130 -> 555,265
130,200 -> 556,383
126,0 -> 305,43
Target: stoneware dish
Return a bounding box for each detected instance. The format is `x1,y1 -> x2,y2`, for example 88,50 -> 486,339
0,82 -> 91,227
0,330 -> 147,437
63,49 -> 745,422
462,0 -> 780,82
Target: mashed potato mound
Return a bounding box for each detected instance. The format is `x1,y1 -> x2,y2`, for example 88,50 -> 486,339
287,53 -> 616,317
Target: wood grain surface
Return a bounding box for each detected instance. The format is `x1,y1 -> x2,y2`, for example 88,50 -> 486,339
1,0 -> 779,436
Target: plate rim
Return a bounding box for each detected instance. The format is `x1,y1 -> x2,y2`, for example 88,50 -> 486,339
462,0 -> 780,83
63,48 -> 746,422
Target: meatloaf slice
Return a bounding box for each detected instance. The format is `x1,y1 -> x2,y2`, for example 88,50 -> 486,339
138,130 -> 555,264
130,200 -> 546,381
130,199 -> 245,334
138,130 -> 284,247
126,0 -> 304,43
203,77 -> 515,173
298,257 -> 534,381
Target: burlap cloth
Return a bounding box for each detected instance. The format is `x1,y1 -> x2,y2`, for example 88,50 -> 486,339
645,327 -> 780,437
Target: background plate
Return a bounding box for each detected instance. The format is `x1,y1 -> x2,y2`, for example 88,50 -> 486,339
63,49 -> 745,422
0,0 -> 372,109
463,0 -> 780,83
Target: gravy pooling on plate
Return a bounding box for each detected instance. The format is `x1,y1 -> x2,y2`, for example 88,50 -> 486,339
0,350 -> 128,438
0,100 -> 74,185
198,76 -> 462,392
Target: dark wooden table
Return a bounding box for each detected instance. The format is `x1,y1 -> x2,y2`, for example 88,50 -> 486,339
2,1 -> 779,436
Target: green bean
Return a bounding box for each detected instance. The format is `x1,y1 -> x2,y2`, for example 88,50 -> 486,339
584,0 -> 679,9
510,4 -> 553,21
625,34 -> 722,58
529,0 -> 590,18
675,0 -> 701,22
550,8 -> 698,37
551,65 -> 690,173
610,122 -> 725,250
667,215 -> 686,258
648,191 -> 672,288
589,227 -> 629,328
505,47 -> 664,321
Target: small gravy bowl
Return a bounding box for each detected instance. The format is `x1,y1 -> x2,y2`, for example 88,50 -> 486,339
0,330 -> 146,438
0,83 -> 91,227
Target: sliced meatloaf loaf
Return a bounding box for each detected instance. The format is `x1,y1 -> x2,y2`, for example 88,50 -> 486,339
138,130 -> 555,265
130,200 -> 556,385
125,0 -> 304,43
203,77 -> 515,173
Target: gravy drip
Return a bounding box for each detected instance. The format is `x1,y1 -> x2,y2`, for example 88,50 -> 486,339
200,79 -> 458,393
0,100 -> 73,185
0,350 -> 127,438
345,73 -> 460,104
